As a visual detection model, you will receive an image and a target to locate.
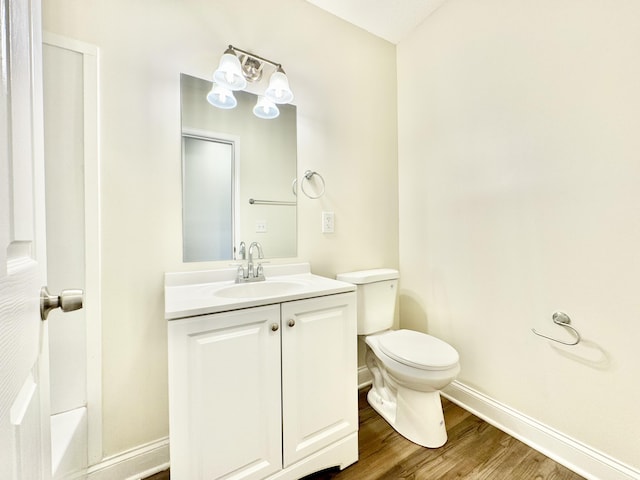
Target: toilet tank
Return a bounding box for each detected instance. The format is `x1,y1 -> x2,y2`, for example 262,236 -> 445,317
336,269 -> 399,335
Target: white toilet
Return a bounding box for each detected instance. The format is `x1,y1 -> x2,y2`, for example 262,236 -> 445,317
336,268 -> 460,448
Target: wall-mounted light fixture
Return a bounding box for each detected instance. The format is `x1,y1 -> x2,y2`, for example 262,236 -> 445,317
207,45 -> 294,119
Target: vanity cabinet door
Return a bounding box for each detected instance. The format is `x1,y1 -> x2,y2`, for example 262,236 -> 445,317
168,305 -> 282,480
281,293 -> 358,467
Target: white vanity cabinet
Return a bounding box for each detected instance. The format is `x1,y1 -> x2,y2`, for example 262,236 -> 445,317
281,294 -> 358,468
168,291 -> 358,480
168,304 -> 282,480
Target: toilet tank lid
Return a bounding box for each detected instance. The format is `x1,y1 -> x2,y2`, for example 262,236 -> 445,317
336,268 -> 399,284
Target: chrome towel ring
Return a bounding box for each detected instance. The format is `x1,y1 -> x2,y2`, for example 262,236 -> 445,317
532,311 -> 581,346
292,170 -> 326,199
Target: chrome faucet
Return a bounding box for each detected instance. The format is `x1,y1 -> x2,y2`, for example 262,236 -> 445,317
236,241 -> 265,283
237,241 -> 246,260
247,241 -> 263,278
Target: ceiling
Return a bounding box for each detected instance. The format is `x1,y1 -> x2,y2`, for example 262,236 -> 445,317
304,0 -> 448,44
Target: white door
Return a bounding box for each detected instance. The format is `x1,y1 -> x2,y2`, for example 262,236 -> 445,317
0,0 -> 49,478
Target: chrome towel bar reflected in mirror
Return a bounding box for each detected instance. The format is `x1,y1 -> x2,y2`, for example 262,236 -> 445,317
532,311 -> 581,346
249,198 -> 296,206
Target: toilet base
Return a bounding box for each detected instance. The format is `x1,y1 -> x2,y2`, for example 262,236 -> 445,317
367,386 -> 448,448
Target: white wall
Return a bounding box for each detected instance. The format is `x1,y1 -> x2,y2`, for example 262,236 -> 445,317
43,0 -> 398,459
398,0 -> 640,471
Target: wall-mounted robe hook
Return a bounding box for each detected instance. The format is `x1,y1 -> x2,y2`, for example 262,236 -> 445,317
532,311 -> 581,346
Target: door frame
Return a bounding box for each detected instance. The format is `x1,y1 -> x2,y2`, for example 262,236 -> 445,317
42,32 -> 102,467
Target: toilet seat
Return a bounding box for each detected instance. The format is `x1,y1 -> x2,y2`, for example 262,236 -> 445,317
378,330 -> 459,371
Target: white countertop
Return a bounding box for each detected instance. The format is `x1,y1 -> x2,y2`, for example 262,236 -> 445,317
164,263 -> 356,320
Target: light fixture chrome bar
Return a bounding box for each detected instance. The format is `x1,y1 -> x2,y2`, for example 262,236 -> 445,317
210,44 -> 294,115
229,45 -> 284,71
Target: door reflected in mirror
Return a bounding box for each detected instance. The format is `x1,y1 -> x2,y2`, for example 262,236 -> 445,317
180,74 -> 297,262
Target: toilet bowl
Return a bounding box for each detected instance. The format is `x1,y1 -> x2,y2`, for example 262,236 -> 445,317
365,329 -> 460,447
336,269 -> 460,448
367,329 -> 460,392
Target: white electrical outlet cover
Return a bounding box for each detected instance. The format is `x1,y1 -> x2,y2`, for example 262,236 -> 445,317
322,211 -> 335,233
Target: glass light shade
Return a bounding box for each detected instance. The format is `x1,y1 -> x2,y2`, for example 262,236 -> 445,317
264,70 -> 294,104
206,84 -> 237,109
213,53 -> 247,91
253,96 -> 280,119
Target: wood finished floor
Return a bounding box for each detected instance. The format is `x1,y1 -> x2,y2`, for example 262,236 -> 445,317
145,388 -> 585,480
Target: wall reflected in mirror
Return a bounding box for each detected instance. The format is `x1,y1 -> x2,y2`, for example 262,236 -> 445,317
180,74 -> 297,262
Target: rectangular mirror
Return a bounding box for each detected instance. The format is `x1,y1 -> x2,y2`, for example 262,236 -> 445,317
180,73 -> 297,262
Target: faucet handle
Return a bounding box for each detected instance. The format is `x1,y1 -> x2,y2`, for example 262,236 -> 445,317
235,265 -> 246,283
237,241 -> 247,260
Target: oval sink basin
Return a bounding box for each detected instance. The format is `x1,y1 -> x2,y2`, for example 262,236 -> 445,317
214,280 -> 307,299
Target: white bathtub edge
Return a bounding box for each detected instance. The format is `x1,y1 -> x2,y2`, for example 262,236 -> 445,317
51,407 -> 87,479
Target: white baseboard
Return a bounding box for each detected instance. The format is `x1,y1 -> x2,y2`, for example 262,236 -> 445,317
357,365 -> 372,389
87,437 -> 169,480
442,381 -> 639,480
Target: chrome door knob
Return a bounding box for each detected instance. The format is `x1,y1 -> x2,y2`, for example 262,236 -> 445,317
40,286 -> 84,321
